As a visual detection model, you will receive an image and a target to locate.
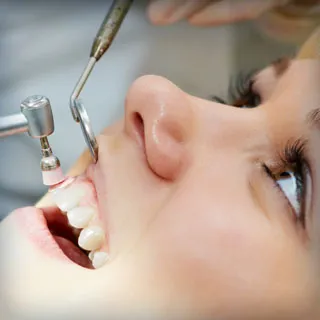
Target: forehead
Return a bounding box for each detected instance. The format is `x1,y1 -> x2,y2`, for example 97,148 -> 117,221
256,60 -> 320,139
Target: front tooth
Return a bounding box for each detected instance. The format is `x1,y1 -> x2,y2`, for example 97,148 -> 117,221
52,185 -> 85,212
88,251 -> 95,261
78,226 -> 105,251
67,206 -> 95,229
92,251 -> 109,269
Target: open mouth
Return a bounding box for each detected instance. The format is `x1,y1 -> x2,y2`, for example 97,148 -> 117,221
36,176 -> 109,269
12,176 -> 109,269
9,173 -> 110,270
43,207 -> 93,269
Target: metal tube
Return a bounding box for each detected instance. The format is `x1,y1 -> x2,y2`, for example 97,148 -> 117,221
0,113 -> 28,138
70,57 -> 96,122
90,0 -> 133,61
40,137 -> 52,157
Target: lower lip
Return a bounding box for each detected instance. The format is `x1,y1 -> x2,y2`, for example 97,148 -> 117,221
13,206 -> 71,263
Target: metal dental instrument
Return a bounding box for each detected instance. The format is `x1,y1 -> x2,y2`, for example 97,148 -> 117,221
0,95 -> 66,186
19,95 -> 65,186
0,113 -> 28,138
0,96 -> 55,141
70,0 -> 133,163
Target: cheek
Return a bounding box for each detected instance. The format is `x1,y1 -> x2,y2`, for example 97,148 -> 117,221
140,190 -> 312,312
152,199 -> 275,278
101,120 -> 124,136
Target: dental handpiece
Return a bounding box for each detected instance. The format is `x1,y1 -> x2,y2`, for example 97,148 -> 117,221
20,95 -> 65,186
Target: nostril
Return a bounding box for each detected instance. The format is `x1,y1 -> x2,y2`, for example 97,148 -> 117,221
132,112 -> 145,148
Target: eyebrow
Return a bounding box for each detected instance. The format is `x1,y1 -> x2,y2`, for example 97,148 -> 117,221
307,108 -> 320,130
271,59 -> 320,132
272,57 -> 291,77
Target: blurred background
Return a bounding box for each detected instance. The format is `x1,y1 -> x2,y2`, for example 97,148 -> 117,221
0,0 -> 299,218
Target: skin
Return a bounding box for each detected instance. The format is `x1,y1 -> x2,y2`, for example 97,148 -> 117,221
146,1 -> 320,44
147,0 -> 291,26
1,59 -> 320,319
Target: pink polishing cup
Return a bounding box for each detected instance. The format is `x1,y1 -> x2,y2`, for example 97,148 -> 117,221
42,167 -> 65,186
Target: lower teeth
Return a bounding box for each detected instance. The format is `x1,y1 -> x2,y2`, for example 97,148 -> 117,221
92,251 -> 109,269
67,225 -> 108,269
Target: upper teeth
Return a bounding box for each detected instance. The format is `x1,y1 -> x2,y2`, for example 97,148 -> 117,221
78,226 -> 105,251
51,185 -> 85,212
67,206 -> 95,229
51,183 -> 108,269
91,251 -> 109,269
88,250 -> 95,261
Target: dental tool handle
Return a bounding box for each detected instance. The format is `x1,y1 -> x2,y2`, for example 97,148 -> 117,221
70,0 -> 133,123
0,113 -> 28,138
90,0 -> 133,61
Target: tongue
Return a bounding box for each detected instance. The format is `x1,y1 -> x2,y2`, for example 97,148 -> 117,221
54,236 -> 92,269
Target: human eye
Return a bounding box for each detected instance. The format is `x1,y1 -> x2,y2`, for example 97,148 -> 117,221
263,140 -> 310,228
212,70 -> 310,228
276,171 -> 302,215
211,71 -> 261,108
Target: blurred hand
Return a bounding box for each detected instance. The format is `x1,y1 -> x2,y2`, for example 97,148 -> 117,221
147,0 -> 291,26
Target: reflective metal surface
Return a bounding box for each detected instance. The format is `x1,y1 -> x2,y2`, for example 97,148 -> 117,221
70,57 -> 96,122
74,99 -> 98,162
0,113 -> 28,138
20,95 -> 54,138
90,0 -> 133,61
69,0 -> 133,162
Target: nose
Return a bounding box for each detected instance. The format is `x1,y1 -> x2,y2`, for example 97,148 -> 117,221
125,75 -> 194,180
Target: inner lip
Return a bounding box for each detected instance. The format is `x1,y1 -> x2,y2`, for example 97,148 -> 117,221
43,207 -> 93,269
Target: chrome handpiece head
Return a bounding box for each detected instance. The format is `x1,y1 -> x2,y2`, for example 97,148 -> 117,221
20,95 -> 65,186
20,95 -> 54,138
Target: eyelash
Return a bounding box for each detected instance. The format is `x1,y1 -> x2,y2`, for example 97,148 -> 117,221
229,72 -> 261,108
263,140 -> 307,227
213,73 -> 308,227
211,71 -> 261,108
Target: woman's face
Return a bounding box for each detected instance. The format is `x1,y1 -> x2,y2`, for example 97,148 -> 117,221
1,59 -> 320,320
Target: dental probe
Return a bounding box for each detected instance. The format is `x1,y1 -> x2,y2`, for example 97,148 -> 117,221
70,0 -> 133,163
20,95 -> 65,186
